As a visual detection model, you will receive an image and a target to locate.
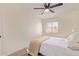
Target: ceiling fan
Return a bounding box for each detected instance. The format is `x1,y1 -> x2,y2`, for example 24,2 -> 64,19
34,3 -> 63,15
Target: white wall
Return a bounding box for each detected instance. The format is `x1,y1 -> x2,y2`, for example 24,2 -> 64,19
42,6 -> 79,38
42,7 -> 79,48
0,4 -> 42,55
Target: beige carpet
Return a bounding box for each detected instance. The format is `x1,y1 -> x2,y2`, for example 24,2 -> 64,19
9,47 -> 43,56
9,47 -> 28,56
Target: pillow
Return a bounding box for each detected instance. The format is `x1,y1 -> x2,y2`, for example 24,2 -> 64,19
67,32 -> 79,50
66,32 -> 78,42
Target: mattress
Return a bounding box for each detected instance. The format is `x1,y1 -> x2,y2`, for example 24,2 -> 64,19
39,36 -> 79,56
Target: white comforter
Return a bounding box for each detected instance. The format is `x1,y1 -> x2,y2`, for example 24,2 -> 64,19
40,36 -> 79,56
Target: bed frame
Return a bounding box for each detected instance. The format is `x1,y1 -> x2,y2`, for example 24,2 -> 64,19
28,53 -> 44,56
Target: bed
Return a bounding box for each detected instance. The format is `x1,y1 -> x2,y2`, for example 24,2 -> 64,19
39,36 -> 79,56
28,32 -> 79,56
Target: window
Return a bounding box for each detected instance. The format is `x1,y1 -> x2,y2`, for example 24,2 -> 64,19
46,22 -> 59,33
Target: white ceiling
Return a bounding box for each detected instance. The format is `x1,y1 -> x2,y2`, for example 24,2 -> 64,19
23,3 -> 79,19
26,3 -> 79,18
0,3 -> 79,19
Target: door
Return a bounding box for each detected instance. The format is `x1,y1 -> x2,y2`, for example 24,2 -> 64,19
0,16 -> 3,56
0,7 -> 4,55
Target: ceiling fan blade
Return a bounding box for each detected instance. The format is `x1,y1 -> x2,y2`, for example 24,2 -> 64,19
49,9 -> 55,13
50,3 -> 63,8
34,8 -> 44,9
48,3 -> 50,7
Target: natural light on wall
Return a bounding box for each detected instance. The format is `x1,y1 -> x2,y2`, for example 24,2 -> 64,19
46,22 -> 59,33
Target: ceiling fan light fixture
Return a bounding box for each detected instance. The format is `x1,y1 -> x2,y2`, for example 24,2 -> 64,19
45,9 -> 49,12
34,3 -> 63,14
